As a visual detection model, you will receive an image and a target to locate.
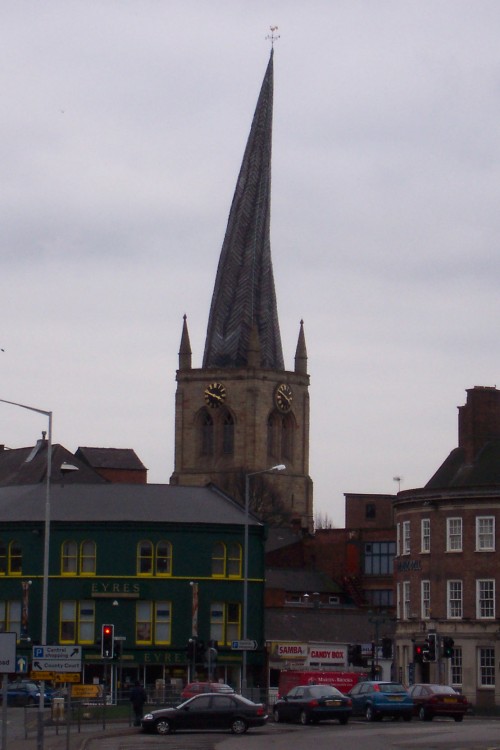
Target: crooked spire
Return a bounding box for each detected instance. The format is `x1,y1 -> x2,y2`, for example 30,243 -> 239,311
203,50 -> 284,370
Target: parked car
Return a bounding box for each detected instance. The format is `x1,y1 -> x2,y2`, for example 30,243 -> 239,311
141,692 -> 268,735
180,681 -> 234,699
407,683 -> 469,722
0,682 -> 41,707
348,681 -> 413,721
273,684 -> 352,725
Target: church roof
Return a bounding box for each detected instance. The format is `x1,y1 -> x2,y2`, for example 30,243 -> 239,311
203,50 -> 284,370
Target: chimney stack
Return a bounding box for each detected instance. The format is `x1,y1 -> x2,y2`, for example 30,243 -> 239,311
458,386 -> 500,464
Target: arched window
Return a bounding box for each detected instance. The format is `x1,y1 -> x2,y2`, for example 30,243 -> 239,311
156,541 -> 172,576
200,411 -> 214,456
80,540 -> 96,575
222,411 -> 234,455
211,542 -> 226,577
227,542 -> 242,578
267,414 -> 275,458
8,541 -> 22,575
281,414 -> 293,462
137,540 -> 153,575
61,541 -> 78,575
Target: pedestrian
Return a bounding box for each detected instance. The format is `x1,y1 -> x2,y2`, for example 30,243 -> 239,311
130,680 -> 147,726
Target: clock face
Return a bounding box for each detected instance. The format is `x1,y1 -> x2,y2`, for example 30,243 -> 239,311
204,382 -> 227,408
275,383 -> 293,412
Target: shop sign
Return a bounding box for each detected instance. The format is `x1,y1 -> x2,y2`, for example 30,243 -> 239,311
91,582 -> 140,598
307,646 -> 346,666
271,643 -> 308,660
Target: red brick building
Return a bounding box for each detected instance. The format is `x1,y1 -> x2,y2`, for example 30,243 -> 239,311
393,386 -> 500,710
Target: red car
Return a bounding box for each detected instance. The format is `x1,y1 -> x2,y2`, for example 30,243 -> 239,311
180,682 -> 234,699
407,683 -> 469,722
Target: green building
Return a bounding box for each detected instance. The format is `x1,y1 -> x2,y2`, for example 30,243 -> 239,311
0,449 -> 266,694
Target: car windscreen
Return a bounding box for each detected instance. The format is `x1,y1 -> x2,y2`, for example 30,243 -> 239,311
379,683 -> 406,693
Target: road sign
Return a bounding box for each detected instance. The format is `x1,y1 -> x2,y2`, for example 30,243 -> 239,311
0,633 -> 16,672
71,685 -> 99,698
16,655 -> 28,674
30,671 -> 80,683
32,645 -> 82,673
231,639 -> 258,651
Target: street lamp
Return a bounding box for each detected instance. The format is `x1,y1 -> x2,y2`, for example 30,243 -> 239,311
242,464 -> 285,692
0,398 -> 52,750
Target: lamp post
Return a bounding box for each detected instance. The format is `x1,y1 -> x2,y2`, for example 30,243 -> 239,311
368,610 -> 387,680
242,464 -> 285,693
0,399 -> 52,750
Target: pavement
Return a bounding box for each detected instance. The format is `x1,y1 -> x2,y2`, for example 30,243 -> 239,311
4,721 -> 138,750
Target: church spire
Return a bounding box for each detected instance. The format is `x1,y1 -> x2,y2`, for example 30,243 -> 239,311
203,50 -> 284,370
178,314 -> 192,371
294,319 -> 308,375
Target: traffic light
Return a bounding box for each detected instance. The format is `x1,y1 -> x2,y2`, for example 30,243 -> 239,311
101,624 -> 114,659
187,637 -> 197,660
442,636 -> 455,658
348,644 -> 363,666
381,637 -> 393,659
427,633 -> 437,662
196,639 -> 205,662
413,642 -> 424,663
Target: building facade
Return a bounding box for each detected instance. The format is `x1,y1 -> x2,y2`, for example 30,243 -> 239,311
393,386 -> 500,710
0,446 -> 266,693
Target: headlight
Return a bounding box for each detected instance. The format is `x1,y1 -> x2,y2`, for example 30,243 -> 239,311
143,714 -> 153,720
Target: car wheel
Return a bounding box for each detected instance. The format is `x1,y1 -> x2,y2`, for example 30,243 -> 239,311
402,713 -> 412,722
27,698 -> 36,706
365,705 -> 376,722
339,716 -> 349,725
155,719 -> 172,735
231,717 -> 248,734
454,715 -> 463,722
299,710 -> 310,725
273,708 -> 281,723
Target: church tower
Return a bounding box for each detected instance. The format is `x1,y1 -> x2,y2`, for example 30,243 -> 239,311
170,51 -> 313,531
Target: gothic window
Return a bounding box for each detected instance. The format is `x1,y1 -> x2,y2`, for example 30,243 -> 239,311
222,411 -> 234,455
200,411 -> 214,456
267,411 -> 294,463
267,415 -> 275,457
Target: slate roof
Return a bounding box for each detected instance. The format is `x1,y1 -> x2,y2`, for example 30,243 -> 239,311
425,439 -> 500,489
0,443 -> 106,486
75,447 -> 147,472
203,50 -> 284,370
0,482 -> 263,526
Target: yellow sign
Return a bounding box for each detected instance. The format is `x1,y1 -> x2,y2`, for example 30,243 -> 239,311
71,685 -> 100,698
30,672 -> 81,683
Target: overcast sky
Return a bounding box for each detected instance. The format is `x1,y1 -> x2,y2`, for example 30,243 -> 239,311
2,1 -> 499,526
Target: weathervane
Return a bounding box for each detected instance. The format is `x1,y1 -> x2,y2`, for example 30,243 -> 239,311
266,26 -> 280,48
